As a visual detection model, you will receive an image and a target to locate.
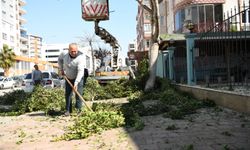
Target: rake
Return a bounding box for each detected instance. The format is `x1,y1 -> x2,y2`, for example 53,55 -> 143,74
63,76 -> 93,112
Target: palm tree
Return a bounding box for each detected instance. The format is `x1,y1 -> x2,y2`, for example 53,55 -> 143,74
0,44 -> 16,77
136,0 -> 160,91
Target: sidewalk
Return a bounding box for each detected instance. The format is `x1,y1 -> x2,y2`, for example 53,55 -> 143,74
0,107 -> 249,150
127,107 -> 250,150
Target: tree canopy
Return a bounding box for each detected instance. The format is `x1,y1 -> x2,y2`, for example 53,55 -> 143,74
0,44 -> 16,76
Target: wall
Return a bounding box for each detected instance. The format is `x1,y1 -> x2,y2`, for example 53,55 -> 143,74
176,84 -> 250,114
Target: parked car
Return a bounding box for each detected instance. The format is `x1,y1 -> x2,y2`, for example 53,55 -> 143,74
12,75 -> 25,87
42,71 -> 62,88
0,77 -> 15,89
22,71 -> 63,92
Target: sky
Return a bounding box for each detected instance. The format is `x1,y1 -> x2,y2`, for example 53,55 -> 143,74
24,0 -> 138,57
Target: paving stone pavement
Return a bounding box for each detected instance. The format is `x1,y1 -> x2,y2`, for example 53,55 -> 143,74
0,107 -> 249,150
125,107 -> 250,150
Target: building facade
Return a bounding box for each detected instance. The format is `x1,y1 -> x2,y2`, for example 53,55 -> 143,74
42,44 -> 69,64
0,0 -> 58,76
0,0 -> 25,54
127,41 -> 137,71
136,0 -> 151,52
28,35 -> 42,60
170,0 -> 246,33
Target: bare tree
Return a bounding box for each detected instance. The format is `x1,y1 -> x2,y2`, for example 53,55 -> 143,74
136,0 -> 160,91
94,47 -> 111,67
78,33 -> 100,76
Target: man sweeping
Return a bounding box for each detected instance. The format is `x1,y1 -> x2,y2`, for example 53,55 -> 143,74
58,43 -> 85,116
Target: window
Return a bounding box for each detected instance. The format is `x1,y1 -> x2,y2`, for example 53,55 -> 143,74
145,40 -> 150,48
205,5 -> 214,26
10,36 -> 14,42
2,11 -> 6,18
2,22 -> 6,29
214,4 -> 222,22
51,72 -> 59,79
242,9 -> 250,23
129,44 -> 134,49
130,60 -> 135,65
42,72 -> 49,78
2,33 -> 7,40
144,23 -> 151,32
46,49 -> 60,52
160,16 -> 165,26
144,13 -> 150,20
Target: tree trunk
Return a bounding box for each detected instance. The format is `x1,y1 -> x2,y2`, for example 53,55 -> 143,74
144,43 -> 159,91
89,41 -> 95,76
4,69 -> 9,77
136,0 -> 159,91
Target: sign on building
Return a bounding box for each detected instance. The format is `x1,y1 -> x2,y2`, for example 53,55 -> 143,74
81,0 -> 109,21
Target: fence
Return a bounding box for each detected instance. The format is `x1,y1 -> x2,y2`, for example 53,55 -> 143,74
170,1 -> 250,90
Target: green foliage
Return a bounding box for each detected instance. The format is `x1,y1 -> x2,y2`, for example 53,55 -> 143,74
133,58 -> 150,90
26,86 -> 65,115
91,102 -> 145,131
83,78 -> 137,101
137,58 -> 149,76
154,77 -> 173,91
57,109 -> 125,140
92,102 -> 121,112
83,77 -> 103,101
223,144 -> 231,150
182,144 -> 194,150
0,90 -> 29,105
0,44 -> 16,76
127,90 -> 143,101
103,79 -> 134,98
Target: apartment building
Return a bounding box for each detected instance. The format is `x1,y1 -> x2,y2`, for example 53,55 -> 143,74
137,0 -> 246,38
28,35 -> 42,59
42,44 -> 69,64
0,0 -> 24,54
0,0 -> 58,76
136,0 -> 151,52
127,41 -> 137,71
170,0 -> 247,33
159,0 -> 175,34
42,44 -> 93,73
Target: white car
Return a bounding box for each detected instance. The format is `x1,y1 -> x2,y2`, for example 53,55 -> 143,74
0,77 -> 15,89
22,71 -> 63,92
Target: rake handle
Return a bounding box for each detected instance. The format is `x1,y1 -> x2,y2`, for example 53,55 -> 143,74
63,76 -> 93,112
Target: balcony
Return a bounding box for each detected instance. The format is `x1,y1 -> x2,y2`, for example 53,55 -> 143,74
19,8 -> 26,15
20,45 -> 28,52
19,17 -> 27,24
20,33 -> 28,42
19,0 -> 26,6
20,26 -> 27,32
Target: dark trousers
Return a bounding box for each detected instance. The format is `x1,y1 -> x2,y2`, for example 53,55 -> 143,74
34,80 -> 41,86
65,78 -> 83,113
